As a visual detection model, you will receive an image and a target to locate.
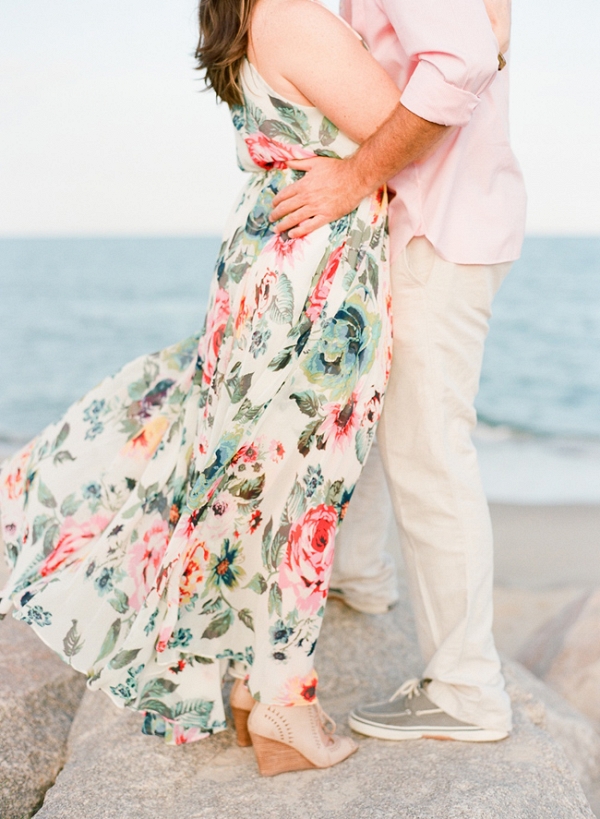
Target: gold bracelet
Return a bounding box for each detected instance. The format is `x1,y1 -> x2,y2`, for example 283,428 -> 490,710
498,52 -> 506,71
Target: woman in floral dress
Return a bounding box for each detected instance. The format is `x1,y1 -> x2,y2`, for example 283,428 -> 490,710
0,0 -> 401,772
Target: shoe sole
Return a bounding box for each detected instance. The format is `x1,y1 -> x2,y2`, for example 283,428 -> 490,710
327,589 -> 399,616
348,714 -> 508,743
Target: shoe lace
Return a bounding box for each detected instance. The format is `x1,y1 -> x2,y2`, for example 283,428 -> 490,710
390,677 -> 423,702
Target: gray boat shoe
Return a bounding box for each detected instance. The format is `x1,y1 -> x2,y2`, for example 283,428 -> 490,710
349,678 -> 509,742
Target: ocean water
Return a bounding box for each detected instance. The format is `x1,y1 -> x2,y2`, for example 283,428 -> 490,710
0,236 -> 599,503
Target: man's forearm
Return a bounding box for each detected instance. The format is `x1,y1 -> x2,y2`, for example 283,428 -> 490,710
270,101 -> 450,236
348,102 -> 448,198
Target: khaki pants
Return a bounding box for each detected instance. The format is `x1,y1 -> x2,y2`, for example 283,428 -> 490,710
332,237 -> 512,732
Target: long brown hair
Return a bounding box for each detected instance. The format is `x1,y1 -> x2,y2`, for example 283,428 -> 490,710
196,0 -> 259,107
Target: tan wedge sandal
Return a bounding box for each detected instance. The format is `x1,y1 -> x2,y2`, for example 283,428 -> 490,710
230,678 -> 255,747
247,701 -> 358,776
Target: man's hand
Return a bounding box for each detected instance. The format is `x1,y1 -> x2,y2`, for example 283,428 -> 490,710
270,156 -> 369,238
270,103 -> 448,239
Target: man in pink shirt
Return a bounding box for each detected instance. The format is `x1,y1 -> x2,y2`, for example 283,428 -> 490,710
271,0 -> 526,740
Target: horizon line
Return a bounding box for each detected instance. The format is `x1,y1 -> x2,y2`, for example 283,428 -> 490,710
1,232 -> 599,241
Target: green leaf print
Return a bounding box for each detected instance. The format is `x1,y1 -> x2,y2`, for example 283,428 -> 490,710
298,418 -> 323,456
94,618 -> 121,664
31,514 -> 52,545
63,619 -> 84,658
233,398 -> 262,423
355,426 -> 371,465
260,518 -> 273,568
313,148 -> 340,159
43,523 -> 60,557
52,423 -> 70,452
225,365 -> 253,404
230,474 -> 265,501
173,698 -> 214,724
268,582 -> 283,617
238,608 -> 255,631
259,119 -> 303,144
319,117 -> 339,146
245,98 -> 266,131
109,648 -> 141,670
246,572 -> 268,595
290,390 -> 320,418
138,698 -> 173,718
192,655 -> 215,664
53,451 -> 76,465
268,347 -> 293,371
325,479 -> 344,506
202,609 -> 234,640
270,528 -> 289,572
109,588 -> 130,614
366,254 -> 379,299
60,493 -> 82,517
201,597 -> 223,615
270,274 -> 295,324
140,677 -> 179,701
37,479 -> 57,509
268,96 -> 310,137
284,480 -> 307,523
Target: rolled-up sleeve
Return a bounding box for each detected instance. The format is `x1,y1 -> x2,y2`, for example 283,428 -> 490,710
382,0 -> 499,126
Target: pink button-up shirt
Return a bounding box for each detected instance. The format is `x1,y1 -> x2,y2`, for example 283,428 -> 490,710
342,0 -> 527,265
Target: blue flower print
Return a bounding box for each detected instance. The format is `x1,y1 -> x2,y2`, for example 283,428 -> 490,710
94,567 -> 114,596
269,620 -> 294,646
303,465 -> 324,498
168,628 -> 193,649
21,605 -> 52,627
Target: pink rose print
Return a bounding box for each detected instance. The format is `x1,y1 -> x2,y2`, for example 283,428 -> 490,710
319,390 -> 361,452
40,514 -> 111,577
279,504 -> 338,615
306,244 -> 345,322
244,131 -> 311,171
266,232 -> 305,268
128,519 -> 170,611
197,287 -> 231,386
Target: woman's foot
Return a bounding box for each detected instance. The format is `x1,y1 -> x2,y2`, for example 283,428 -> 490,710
230,678 -> 255,747
248,701 -> 358,776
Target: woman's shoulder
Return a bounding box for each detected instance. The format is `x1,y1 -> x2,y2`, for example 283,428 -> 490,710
252,0 -> 359,53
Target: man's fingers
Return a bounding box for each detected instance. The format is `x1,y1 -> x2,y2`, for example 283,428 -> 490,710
288,215 -> 329,239
285,158 -> 318,172
271,192 -> 312,222
271,182 -> 305,212
273,205 -> 316,234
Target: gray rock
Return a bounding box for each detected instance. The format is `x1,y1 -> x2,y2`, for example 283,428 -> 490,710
35,596 -> 594,819
0,615 -> 86,819
504,659 -> 600,811
519,588 -> 600,733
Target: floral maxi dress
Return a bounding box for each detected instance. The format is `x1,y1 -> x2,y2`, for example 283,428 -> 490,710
0,61 -> 392,745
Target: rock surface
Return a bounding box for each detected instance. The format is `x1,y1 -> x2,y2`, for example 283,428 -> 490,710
0,615 -> 86,819
519,588 -> 600,732
33,597 -> 595,819
504,660 -> 600,812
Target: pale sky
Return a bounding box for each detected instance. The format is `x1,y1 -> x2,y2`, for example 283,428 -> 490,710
1,0 -> 599,237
